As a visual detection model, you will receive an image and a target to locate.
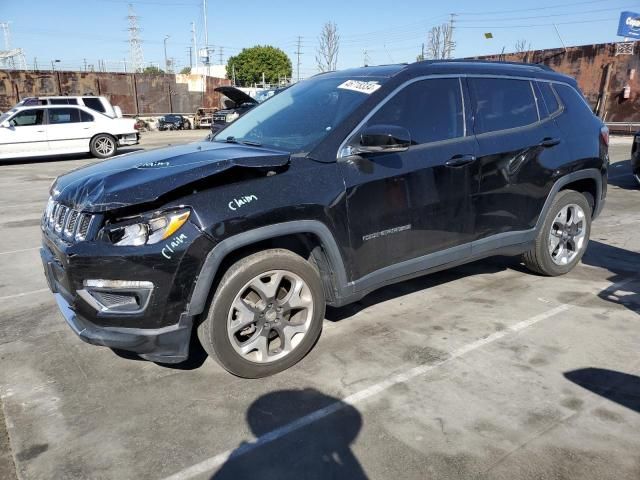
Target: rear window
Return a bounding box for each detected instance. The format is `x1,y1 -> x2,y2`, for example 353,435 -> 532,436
82,97 -> 106,113
469,78 -> 539,134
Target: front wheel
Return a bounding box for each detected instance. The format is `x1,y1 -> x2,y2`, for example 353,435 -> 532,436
523,190 -> 592,276
90,134 -> 117,159
197,249 -> 325,378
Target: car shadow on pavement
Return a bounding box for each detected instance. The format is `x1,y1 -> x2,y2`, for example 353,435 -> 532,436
326,255 -> 522,322
564,368 -> 640,414
210,388 -> 368,480
581,240 -> 640,316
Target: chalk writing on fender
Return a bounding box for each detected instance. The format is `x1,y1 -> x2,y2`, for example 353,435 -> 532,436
161,233 -> 188,260
229,194 -> 258,211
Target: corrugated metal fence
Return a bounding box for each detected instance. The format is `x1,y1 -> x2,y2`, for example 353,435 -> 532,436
0,71 -> 231,115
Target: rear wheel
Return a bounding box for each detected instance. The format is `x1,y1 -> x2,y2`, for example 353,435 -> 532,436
197,249 -> 325,378
523,190 -> 591,276
90,134 -> 117,159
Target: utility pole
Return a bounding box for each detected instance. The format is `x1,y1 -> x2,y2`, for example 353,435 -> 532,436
219,46 -> 223,65
188,46 -> 193,68
295,35 -> 303,81
447,13 -> 457,59
421,43 -> 425,61
83,58 -> 87,71
363,49 -> 370,67
232,64 -> 236,86
203,0 -> 209,55
164,35 -> 170,72
122,58 -> 127,73
191,21 -> 198,70
33,57 -> 38,70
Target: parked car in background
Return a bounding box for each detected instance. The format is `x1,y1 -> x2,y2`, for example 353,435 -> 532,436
41,61 -> 608,378
158,114 -> 191,131
211,86 -> 259,133
631,131 -> 640,185
194,107 -> 216,129
16,96 -> 123,119
0,104 -> 138,160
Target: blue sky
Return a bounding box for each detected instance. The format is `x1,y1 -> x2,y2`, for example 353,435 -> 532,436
1,0 -> 636,77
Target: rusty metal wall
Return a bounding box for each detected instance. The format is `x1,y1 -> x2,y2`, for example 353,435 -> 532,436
0,71 -> 230,115
474,42 -> 640,122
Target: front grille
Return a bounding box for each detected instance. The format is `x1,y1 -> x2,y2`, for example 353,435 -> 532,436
43,200 -> 98,242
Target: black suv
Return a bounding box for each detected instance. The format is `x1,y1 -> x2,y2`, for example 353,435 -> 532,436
41,61 -> 609,378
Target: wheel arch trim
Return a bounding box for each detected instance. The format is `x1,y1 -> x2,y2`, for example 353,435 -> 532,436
537,168 -> 604,229
187,220 -> 349,316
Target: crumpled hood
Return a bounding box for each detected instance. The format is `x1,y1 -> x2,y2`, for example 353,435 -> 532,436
51,141 -> 290,213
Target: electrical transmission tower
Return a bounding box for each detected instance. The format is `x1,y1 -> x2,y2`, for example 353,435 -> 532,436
295,36 -> 303,81
0,22 -> 27,70
127,4 -> 144,73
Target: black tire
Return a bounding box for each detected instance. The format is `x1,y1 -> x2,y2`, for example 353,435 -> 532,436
523,190 -> 592,276
197,249 -> 325,378
90,134 -> 117,159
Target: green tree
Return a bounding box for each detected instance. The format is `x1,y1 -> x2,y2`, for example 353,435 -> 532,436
179,66 -> 192,75
142,65 -> 164,74
226,45 -> 292,86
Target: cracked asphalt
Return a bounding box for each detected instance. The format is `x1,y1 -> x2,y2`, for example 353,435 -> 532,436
0,132 -> 638,480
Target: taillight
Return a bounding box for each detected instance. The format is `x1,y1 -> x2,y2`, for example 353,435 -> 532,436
600,126 -> 609,146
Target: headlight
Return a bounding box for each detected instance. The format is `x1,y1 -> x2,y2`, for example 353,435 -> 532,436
225,112 -> 239,123
109,209 -> 190,246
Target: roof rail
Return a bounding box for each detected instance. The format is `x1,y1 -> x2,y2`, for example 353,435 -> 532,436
428,59 -> 554,72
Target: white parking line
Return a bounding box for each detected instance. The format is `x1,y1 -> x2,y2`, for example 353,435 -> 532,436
0,247 -> 39,256
0,288 -> 49,301
161,277 -> 636,480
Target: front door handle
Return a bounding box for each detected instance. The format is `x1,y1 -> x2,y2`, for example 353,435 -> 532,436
539,137 -> 561,148
445,154 -> 476,167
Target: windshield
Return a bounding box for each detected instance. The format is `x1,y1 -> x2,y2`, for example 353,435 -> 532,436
213,76 -> 387,153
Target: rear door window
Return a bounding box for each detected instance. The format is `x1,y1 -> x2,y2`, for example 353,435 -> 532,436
82,97 -> 106,113
80,110 -> 94,122
367,78 -> 464,144
469,78 -> 539,134
48,108 -> 82,124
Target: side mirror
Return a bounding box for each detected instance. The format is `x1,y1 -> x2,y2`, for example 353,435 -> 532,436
0,120 -> 9,128
357,124 -> 411,154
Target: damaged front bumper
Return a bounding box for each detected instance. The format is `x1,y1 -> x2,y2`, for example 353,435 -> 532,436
52,291 -> 192,363
40,216 -> 215,364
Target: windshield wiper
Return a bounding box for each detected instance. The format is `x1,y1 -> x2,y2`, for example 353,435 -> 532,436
224,136 -> 262,147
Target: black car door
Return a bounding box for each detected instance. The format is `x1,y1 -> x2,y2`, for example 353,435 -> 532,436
340,77 -> 479,282
467,77 -> 568,240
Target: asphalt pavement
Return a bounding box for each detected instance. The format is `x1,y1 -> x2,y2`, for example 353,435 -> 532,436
0,133 -> 638,480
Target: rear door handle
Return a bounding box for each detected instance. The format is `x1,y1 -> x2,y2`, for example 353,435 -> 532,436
539,137 -> 561,148
445,154 -> 477,167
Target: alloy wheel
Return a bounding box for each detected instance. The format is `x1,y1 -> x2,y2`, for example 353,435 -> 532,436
227,270 -> 314,363
95,137 -> 115,156
548,203 -> 587,266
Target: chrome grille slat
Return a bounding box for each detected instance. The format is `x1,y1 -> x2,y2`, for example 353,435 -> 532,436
42,200 -> 97,242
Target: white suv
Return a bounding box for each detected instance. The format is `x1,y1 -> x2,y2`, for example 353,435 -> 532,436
15,96 -> 123,119
0,104 -> 138,160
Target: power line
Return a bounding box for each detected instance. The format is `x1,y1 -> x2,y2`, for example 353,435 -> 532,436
458,0 -> 626,16
457,17 -> 618,29
456,4 -> 639,23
